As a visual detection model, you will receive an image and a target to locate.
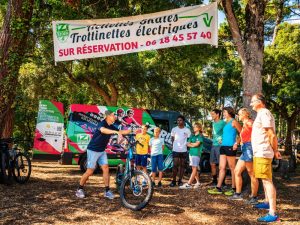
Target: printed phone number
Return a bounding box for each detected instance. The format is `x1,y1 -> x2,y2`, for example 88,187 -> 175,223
143,32 -> 212,46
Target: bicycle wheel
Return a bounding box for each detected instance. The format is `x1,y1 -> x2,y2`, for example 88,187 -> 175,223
12,153 -> 31,184
0,150 -> 12,184
119,170 -> 153,211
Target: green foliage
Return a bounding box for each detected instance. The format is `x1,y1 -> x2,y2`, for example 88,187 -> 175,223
264,23 -> 300,116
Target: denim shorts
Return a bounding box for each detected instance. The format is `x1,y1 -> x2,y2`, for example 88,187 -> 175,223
151,154 -> 164,172
135,154 -> 148,167
210,146 -> 221,164
239,142 -> 253,162
86,149 -> 108,169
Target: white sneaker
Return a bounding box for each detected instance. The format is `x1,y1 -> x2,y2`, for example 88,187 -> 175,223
104,190 -> 115,200
76,189 -> 85,198
194,182 -> 201,189
179,183 -> 192,189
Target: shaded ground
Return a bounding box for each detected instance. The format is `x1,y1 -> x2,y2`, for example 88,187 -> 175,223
0,161 -> 299,225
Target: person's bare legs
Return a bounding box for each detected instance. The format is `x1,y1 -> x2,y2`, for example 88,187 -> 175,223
234,160 -> 246,193
172,157 -> 180,182
217,155 -> 227,188
101,164 -> 110,187
262,179 -> 277,215
143,167 -> 147,174
80,168 -> 94,186
245,162 -> 259,197
151,171 -> 156,182
211,162 -> 217,178
158,171 -> 163,182
227,156 -> 237,189
188,166 -> 198,184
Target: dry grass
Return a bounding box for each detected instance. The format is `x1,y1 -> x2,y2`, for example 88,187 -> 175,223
0,161 -> 299,225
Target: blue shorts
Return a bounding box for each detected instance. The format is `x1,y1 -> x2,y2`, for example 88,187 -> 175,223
86,149 -> 108,169
239,142 -> 253,162
135,154 -> 148,167
151,154 -> 164,172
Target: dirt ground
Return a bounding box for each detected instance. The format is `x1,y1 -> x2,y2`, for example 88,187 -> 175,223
0,161 -> 299,225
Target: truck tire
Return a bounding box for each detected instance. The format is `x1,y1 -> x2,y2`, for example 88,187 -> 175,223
200,154 -> 211,172
79,155 -> 87,173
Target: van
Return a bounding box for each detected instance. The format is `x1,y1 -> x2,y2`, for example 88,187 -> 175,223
33,101 -> 212,172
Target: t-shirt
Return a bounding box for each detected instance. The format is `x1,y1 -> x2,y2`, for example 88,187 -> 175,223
188,134 -> 203,156
212,120 -> 226,146
171,126 -> 191,152
149,137 -> 165,156
251,108 -> 276,159
87,120 -> 119,152
136,133 -> 150,155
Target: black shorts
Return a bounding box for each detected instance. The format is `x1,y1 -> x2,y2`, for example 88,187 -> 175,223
172,151 -> 187,159
220,146 -> 237,157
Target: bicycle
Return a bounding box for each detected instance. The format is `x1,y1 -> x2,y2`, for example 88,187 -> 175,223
115,130 -> 154,211
0,138 -> 32,184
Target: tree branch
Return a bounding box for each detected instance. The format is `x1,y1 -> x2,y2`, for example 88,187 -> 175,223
271,0 -> 285,45
221,0 -> 246,64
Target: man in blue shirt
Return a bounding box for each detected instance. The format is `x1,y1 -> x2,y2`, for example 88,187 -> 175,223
76,110 -> 130,199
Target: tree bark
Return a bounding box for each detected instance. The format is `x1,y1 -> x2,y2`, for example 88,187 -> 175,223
222,0 -> 267,111
1,107 -> 14,138
285,109 -> 300,155
0,0 -> 34,138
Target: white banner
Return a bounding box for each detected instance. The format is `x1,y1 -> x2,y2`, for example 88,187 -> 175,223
53,3 -> 218,62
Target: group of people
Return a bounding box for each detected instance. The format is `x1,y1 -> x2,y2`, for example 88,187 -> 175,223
75,93 -> 281,223
206,93 -> 281,223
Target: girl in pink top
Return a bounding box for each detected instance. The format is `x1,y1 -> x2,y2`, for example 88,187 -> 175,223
230,108 -> 259,203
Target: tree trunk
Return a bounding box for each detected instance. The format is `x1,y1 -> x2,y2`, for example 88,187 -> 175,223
284,110 -> 299,155
222,0 -> 267,112
0,107 -> 14,138
0,0 -> 34,138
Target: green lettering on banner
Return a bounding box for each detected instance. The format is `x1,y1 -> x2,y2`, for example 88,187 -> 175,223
179,13 -> 213,27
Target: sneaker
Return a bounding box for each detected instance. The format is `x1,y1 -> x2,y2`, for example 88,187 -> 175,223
104,190 -> 115,200
157,181 -> 162,187
208,187 -> 223,195
224,189 -> 235,196
254,202 -> 270,209
169,180 -> 176,187
257,213 -> 280,222
229,193 -> 243,200
179,183 -> 192,189
178,180 -> 183,186
75,189 -> 85,198
247,196 -> 259,205
193,182 -> 201,189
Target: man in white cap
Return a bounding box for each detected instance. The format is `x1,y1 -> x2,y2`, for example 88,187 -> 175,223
76,110 -> 130,199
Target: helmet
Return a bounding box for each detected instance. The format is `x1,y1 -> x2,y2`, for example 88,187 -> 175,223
116,108 -> 124,114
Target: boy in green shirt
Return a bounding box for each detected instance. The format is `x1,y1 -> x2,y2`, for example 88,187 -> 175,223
179,122 -> 203,189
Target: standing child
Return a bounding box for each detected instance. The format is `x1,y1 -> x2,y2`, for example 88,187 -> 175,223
135,125 -> 151,179
149,127 -> 165,187
179,122 -> 203,189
